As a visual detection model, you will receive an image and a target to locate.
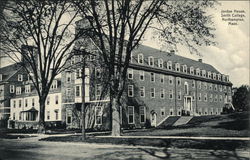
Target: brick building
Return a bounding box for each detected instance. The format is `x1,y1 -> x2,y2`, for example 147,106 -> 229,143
63,43 -> 233,130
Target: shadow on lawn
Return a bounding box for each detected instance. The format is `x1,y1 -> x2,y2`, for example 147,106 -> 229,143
210,150 -> 249,160
212,112 -> 250,131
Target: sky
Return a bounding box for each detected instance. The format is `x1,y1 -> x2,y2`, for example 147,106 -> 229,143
143,1 -> 249,87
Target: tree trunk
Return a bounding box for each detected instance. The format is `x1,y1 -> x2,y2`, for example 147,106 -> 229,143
111,96 -> 121,136
38,98 -> 46,134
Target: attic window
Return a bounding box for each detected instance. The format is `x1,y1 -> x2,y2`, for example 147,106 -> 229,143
175,63 -> 180,72
0,74 -> 2,81
18,74 -> 23,81
25,85 -> 31,93
190,67 -> 194,74
158,59 -> 163,68
148,56 -> 154,66
183,65 -> 187,73
196,68 -> 200,76
202,70 -> 206,77
51,80 -> 58,89
167,61 -> 172,70
138,54 -> 144,64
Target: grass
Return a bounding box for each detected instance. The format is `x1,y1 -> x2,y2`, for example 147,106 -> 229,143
40,135 -> 249,151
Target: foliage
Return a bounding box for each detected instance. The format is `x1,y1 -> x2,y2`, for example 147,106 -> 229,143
233,85 -> 250,111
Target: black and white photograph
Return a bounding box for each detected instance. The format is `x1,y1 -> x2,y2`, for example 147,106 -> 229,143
0,0 -> 249,159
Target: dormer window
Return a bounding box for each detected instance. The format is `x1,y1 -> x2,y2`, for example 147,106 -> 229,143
183,65 -> 187,73
148,56 -> 154,66
202,70 -> 206,77
0,74 -> 2,81
208,72 -> 211,79
196,68 -> 200,76
218,74 -> 221,81
18,74 -> 23,81
222,75 -> 225,81
10,85 -> 15,93
25,85 -> 31,93
213,73 -> 217,80
138,54 -> 144,64
167,61 -> 172,70
51,80 -> 58,89
225,75 -> 229,82
158,59 -> 163,68
190,67 -> 194,74
175,63 -> 180,72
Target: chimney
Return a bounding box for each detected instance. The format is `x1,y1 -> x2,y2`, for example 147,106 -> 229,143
198,59 -> 202,63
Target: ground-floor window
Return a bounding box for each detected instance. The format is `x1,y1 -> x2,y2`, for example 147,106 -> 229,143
128,106 -> 134,124
161,108 -> 165,116
66,110 -> 72,124
47,111 -> 50,120
169,108 -> 173,115
139,106 -> 146,123
13,113 -> 15,120
95,106 -> 102,125
55,110 -> 59,120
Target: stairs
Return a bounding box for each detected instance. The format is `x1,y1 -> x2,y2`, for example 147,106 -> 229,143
173,116 -> 193,126
157,116 -> 180,128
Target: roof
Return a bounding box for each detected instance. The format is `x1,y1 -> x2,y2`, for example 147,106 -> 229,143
133,45 -> 221,74
0,63 -> 22,81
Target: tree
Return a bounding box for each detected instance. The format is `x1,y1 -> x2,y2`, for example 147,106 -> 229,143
233,85 -> 250,111
0,0 -> 86,133
75,0 -> 216,136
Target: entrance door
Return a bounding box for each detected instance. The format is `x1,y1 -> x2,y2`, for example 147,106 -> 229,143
150,112 -> 157,127
187,97 -> 191,111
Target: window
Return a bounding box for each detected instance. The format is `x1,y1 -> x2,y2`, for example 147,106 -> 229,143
25,99 -> 28,107
192,80 -> 195,88
66,111 -> 72,124
177,91 -> 181,100
139,71 -> 144,81
55,110 -> 59,120
19,99 -> 22,108
213,73 -> 217,79
169,108 -> 173,115
209,84 -> 212,90
225,75 -> 229,82
202,70 -> 206,77
25,85 -> 31,93
223,86 -> 227,92
47,96 -> 50,105
198,93 -> 201,101
196,68 -> 200,76
169,90 -> 173,99
51,80 -> 58,89
183,65 -> 187,73
214,95 -> 218,102
198,81 -> 201,89
95,68 -> 101,78
13,100 -> 16,108
75,85 -> 81,97
18,74 -> 23,81
214,84 -> 217,91
13,113 -> 15,120
222,75 -> 225,81
66,72 -> 71,83
161,108 -> 165,116
210,94 -> 213,102
204,93 -> 207,102
32,98 -> 35,106
95,106 -> 102,125
66,88 -> 71,96
175,63 -> 180,72
75,69 -> 81,79
47,111 -> 50,120
184,82 -> 188,95
128,106 -> 134,124
16,87 -> 21,95
150,73 -> 155,82
204,82 -> 207,89
190,67 -> 194,74
55,95 -> 59,104
219,85 -> 222,92
150,88 -> 155,98
0,74 -> 2,81
176,77 -> 181,86
10,85 -> 15,93
71,56 -> 75,65
208,72 -> 211,79
128,85 -> 134,97
148,56 -> 154,66
140,87 -> 145,97
192,92 -> 196,101
138,54 -> 144,64
140,106 -> 146,123
167,61 -> 172,70
96,84 -> 102,99
19,113 -> 21,120
160,89 -> 165,99
218,74 -> 221,81
169,76 -> 173,85
127,69 -> 133,79
158,59 -> 163,68
228,87 -> 231,92
160,74 -> 164,83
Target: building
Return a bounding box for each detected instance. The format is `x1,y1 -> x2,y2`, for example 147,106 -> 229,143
62,43 -> 233,130
8,79 -> 63,129
0,63 -> 27,121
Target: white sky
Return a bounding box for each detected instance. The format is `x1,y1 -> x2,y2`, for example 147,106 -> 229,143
143,1 -> 249,87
